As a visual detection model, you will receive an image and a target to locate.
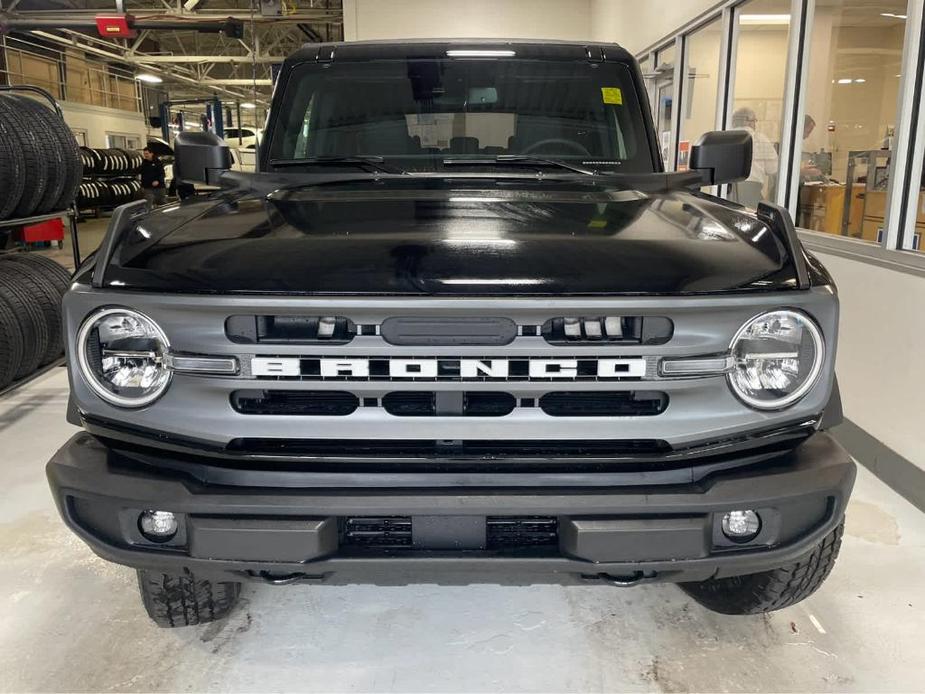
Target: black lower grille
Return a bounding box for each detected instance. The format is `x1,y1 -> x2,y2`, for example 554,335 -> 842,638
487,516 -> 558,548
540,391 -> 668,417
227,438 -> 670,457
231,390 -> 359,416
341,517 -> 412,547
340,516 -> 559,550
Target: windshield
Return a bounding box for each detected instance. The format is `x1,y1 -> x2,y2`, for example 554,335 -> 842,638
268,58 -> 655,173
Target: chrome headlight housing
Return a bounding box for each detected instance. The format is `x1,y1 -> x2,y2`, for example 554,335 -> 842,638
728,309 -> 825,410
77,307 -> 171,408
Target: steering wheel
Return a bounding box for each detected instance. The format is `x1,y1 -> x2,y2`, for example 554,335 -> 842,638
521,138 -> 591,157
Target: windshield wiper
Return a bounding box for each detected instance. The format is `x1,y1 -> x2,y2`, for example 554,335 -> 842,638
443,155 -> 599,177
269,156 -> 407,175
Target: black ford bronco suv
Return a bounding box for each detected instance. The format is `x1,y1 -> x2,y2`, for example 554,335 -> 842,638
47,40 -> 854,627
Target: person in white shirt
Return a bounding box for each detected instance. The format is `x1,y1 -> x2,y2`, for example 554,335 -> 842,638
730,107 -> 779,208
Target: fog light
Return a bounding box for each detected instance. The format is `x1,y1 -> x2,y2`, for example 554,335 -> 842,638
138,510 -> 178,542
721,510 -> 761,542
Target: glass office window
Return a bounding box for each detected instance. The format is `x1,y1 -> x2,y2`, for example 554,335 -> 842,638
797,0 -> 909,244
678,18 -> 722,170
654,44 -> 677,168
728,0 -> 792,208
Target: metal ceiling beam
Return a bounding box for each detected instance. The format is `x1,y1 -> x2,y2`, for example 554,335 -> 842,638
201,78 -> 271,85
120,53 -> 283,63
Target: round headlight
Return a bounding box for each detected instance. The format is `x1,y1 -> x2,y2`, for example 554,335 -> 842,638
77,307 -> 171,408
728,309 -> 824,410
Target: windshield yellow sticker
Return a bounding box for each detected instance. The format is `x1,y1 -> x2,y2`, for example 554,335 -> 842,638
601,87 -> 623,105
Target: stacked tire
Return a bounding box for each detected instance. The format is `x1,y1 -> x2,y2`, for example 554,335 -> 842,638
76,179 -> 142,209
79,147 -> 143,176
0,94 -> 82,221
0,254 -> 70,390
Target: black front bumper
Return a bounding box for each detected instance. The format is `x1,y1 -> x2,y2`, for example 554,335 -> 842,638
47,431 -> 856,585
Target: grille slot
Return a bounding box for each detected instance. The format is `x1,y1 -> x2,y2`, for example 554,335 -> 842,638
231,390 -> 359,416
539,391 -> 668,417
487,516 -> 558,548
227,315 -> 357,344
541,316 -> 673,345
382,392 -> 517,417
342,517 -> 412,548
382,392 -> 435,416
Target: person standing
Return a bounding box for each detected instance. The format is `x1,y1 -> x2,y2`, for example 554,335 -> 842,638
730,107 -> 779,208
140,147 -> 167,209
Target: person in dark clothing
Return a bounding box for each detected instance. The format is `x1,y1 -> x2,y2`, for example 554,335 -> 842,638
140,147 -> 167,209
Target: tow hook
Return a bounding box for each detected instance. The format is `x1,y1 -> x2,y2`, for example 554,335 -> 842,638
252,571 -> 327,585
584,571 -> 653,586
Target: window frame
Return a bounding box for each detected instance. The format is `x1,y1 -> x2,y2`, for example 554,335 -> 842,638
635,0 -> 925,269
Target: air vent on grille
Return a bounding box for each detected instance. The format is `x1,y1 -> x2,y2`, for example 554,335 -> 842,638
342,517 -> 412,547
231,390 -> 359,415
226,315 -> 357,344
542,316 -> 673,345
487,517 -> 558,548
539,391 -> 668,416
382,392 -> 516,417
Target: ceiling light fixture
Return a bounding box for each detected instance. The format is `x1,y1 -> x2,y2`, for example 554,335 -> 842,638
880,12 -> 907,19
240,102 -> 257,109
135,73 -> 163,84
837,78 -> 853,84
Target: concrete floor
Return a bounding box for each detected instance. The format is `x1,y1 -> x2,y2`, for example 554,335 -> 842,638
1,368 -> 924,693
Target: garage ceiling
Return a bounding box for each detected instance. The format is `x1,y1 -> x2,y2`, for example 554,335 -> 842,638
1,0 -> 344,104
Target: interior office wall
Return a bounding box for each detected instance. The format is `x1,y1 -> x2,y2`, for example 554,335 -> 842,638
732,28 -> 790,145
813,250 -> 925,472
59,101 -> 147,149
342,0 -> 593,41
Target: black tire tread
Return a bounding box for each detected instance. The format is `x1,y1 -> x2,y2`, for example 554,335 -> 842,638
0,295 -> 26,389
0,96 -> 49,217
0,271 -> 49,377
680,521 -> 844,615
137,569 -> 241,628
0,104 -> 26,220
3,253 -> 71,294
0,259 -> 64,364
10,96 -> 67,214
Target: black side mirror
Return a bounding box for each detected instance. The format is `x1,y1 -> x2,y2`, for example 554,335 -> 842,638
173,131 -> 232,186
689,130 -> 752,185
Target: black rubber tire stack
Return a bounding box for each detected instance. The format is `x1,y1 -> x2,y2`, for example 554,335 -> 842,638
0,253 -> 71,389
0,94 -> 82,221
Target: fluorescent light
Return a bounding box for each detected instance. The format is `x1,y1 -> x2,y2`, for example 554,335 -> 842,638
854,78 -> 866,83
446,50 -> 516,57
837,78 -> 853,84
135,73 -> 163,84
240,102 -> 256,109
739,13 -> 791,25
880,12 -> 907,19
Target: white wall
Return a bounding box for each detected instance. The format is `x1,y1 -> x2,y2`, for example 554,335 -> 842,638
343,0 -> 593,41
813,250 -> 925,471
590,0 -> 719,54
60,101 -> 147,149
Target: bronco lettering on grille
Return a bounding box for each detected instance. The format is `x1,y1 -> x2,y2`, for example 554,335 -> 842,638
250,357 -> 648,380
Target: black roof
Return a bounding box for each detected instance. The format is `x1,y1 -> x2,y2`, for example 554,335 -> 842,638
283,39 -> 635,66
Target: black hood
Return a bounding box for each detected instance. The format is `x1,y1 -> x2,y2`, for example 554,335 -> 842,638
104,179 -> 796,295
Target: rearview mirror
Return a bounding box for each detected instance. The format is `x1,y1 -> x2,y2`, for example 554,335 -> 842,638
689,130 -> 752,185
173,131 -> 232,186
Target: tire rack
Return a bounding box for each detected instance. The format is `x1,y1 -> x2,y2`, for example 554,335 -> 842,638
0,85 -> 83,266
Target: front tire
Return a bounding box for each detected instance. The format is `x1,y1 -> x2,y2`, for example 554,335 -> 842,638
137,569 -> 242,628
680,521 -> 844,615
